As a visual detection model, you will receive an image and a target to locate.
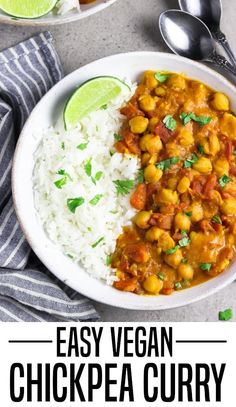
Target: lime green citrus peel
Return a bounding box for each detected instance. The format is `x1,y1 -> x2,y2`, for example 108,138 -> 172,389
64,76 -> 130,130
0,0 -> 58,19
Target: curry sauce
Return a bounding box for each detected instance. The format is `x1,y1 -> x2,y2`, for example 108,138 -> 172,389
111,70 -> 236,296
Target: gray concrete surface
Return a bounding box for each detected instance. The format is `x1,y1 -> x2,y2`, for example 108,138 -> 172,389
0,0 -> 236,321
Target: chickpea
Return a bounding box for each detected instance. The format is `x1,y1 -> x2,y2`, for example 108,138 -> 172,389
129,116 -> 149,134
211,92 -> 229,111
213,158 -> 229,177
178,129 -> 194,147
146,135 -> 163,155
202,134 -> 220,156
227,234 -> 235,246
145,227 -> 163,242
190,202 -> 204,222
157,232 -> 175,252
155,86 -> 166,97
164,249 -> 183,269
157,188 -> 179,205
166,142 -> 182,157
143,275 -> 163,294
193,157 -> 212,174
221,198 -> 236,215
168,74 -> 186,90
174,213 -> 191,231
140,134 -> 153,151
139,95 -> 156,112
143,71 -> 158,90
144,165 -> 163,183
211,190 -> 223,206
220,113 -> 236,139
149,117 -> 159,132
178,264 -> 194,280
134,211 -> 152,229
167,177 -> 179,190
177,176 -> 190,194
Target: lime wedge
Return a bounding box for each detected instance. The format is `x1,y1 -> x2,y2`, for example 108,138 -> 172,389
0,0 -> 57,19
64,76 -> 130,130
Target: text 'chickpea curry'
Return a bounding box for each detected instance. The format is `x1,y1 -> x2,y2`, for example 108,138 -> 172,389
111,70 -> 236,296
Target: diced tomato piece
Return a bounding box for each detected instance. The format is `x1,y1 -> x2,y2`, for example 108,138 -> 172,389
162,287 -> 174,295
114,140 -> 129,154
124,243 -> 150,263
191,176 -> 206,195
120,103 -> 144,119
154,123 -> 173,143
149,213 -> 173,230
203,174 -> 217,197
123,129 -> 141,155
113,278 -> 137,292
130,183 -> 147,210
199,220 -> 215,233
225,139 -> 233,160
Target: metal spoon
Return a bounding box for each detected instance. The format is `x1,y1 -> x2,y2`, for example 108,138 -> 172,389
179,0 -> 236,67
159,10 -> 236,77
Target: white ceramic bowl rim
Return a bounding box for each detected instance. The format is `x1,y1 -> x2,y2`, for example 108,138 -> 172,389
12,51 -> 236,310
0,0 -> 118,26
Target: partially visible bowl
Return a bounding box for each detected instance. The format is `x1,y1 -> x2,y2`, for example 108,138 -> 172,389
0,0 -> 118,26
12,51 -> 236,310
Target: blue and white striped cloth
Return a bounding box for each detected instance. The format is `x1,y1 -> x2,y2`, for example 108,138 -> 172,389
0,32 -> 99,322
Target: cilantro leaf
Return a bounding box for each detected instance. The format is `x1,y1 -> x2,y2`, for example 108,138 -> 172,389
113,179 -> 135,196
157,272 -> 165,281
165,245 -> 180,255
180,112 -> 212,126
163,115 -> 177,131
175,282 -> 182,290
95,171 -> 103,181
84,159 -> 92,177
89,194 -> 103,206
155,72 -> 170,83
200,263 -> 212,272
156,157 -> 179,171
197,145 -> 205,155
106,255 -> 112,266
179,236 -> 190,247
54,177 -> 67,189
61,142 -> 65,150
185,212 -> 192,217
219,308 -> 233,321
137,169 -> 144,183
67,197 -> 85,213
212,214 -> 222,224
77,142 -> 89,150
181,258 -> 188,264
114,133 -> 123,141
92,237 -> 105,248
183,153 -> 198,168
218,174 -> 231,188
101,104 -> 107,110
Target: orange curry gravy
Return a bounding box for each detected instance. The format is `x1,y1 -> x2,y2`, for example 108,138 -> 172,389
111,70 -> 236,296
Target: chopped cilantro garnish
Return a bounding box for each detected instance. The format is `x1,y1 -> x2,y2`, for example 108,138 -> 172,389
61,142 -> 65,150
54,177 -> 67,189
156,157 -> 179,171
179,236 -> 190,247
163,115 -> 177,131
157,272 -> 165,281
84,158 -> 92,177
183,153 -> 198,168
110,150 -> 115,157
77,142 -> 89,150
175,282 -> 182,290
165,245 -> 180,255
101,104 -> 107,110
114,133 -> 123,141
218,174 -> 231,188
197,145 -> 205,154
95,171 -> 103,181
200,263 -> 212,272
67,197 -> 85,213
113,179 -> 135,196
185,212 -> 192,217
219,308 -> 233,321
92,237 -> 105,248
180,112 -> 212,126
137,169 -> 144,183
155,72 -> 170,83
106,255 -> 112,266
89,194 -> 103,206
212,214 -> 222,225
181,258 -> 188,264
66,253 -> 74,259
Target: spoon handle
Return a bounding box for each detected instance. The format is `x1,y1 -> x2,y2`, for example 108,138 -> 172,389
213,29 -> 236,67
209,51 -> 236,77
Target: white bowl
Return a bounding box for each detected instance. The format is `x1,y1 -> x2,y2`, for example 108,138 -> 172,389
0,0 -> 118,26
12,51 -> 236,310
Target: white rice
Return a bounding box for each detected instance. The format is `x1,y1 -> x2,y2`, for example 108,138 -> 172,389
33,83 -> 139,284
56,0 -> 81,15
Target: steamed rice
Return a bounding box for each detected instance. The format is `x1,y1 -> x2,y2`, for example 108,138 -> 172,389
33,83 -> 139,284
56,0 -> 81,15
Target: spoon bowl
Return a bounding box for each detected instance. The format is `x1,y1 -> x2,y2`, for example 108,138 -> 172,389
179,0 -> 222,31
159,10 -> 214,61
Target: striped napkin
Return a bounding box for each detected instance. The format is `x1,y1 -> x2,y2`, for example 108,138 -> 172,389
0,32 -> 99,322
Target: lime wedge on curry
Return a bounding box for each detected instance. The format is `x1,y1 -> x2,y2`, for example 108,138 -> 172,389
0,0 -> 57,19
64,76 -> 130,130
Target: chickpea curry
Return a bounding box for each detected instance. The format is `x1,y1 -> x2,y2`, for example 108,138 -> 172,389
111,70 -> 236,296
